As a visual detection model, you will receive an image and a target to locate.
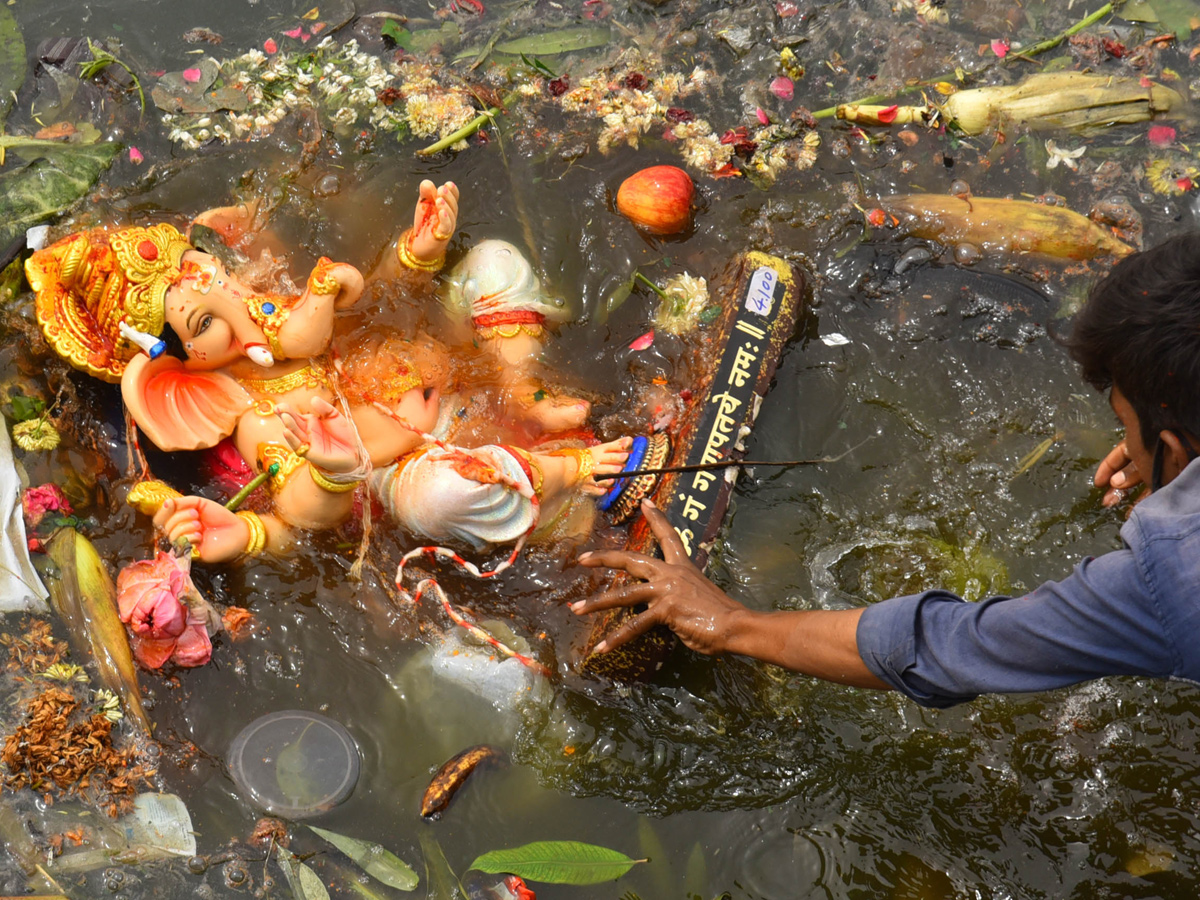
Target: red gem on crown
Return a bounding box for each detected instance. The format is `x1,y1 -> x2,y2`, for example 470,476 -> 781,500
137,240 -> 158,261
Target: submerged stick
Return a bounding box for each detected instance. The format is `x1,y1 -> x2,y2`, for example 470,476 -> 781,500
594,438 -> 872,481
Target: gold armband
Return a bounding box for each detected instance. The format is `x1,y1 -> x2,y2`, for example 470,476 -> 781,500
236,511 -> 267,556
309,464 -> 362,494
395,229 -> 444,272
257,443 -> 305,492
307,256 -> 341,296
246,294 -> 291,359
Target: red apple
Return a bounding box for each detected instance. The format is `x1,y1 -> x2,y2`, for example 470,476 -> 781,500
616,165 -> 694,235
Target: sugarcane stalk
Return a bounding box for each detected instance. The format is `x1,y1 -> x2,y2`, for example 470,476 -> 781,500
224,463 -> 278,512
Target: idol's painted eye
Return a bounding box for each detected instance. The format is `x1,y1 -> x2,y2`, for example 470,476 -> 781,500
196,314 -> 213,336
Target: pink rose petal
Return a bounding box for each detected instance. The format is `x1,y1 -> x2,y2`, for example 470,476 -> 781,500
171,615 -> 213,667
756,107 -> 770,125
1149,124 -> 1176,147
129,146 -> 144,164
283,26 -> 303,38
182,67 -> 202,83
630,330 -> 655,351
264,38 -> 278,54
990,39 -> 1009,58
769,76 -> 794,101
311,21 -> 326,34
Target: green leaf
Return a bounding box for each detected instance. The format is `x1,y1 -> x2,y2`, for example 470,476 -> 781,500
307,826 -> 418,891
1121,0 -> 1161,21
0,2 -> 26,127
278,847 -> 331,900
519,53 -> 556,78
275,721 -> 327,809
0,141 -> 120,252
10,394 -> 45,422
380,19 -> 412,48
1149,0 -> 1200,38
492,26 -> 610,56
469,841 -> 644,885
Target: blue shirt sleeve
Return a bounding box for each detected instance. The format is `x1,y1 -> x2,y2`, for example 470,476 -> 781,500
855,548 -> 1174,708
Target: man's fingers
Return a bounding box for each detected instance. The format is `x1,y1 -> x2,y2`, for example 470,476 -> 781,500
1094,441 -> 1134,487
577,548 -> 662,580
640,501 -> 690,565
592,610 -> 659,654
571,581 -> 658,614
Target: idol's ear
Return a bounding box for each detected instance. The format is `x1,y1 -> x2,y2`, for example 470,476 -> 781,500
121,355 -> 253,451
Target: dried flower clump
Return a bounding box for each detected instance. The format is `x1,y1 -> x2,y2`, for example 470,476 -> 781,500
1,687 -> 153,817
654,272 -> 711,334
1144,156 -> 1199,195
1,619 -> 68,674
895,0 -> 949,25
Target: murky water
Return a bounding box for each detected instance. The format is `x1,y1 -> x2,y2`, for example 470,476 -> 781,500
5,0 -> 1200,897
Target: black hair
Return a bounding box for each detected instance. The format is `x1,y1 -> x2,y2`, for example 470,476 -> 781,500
1064,231 -> 1200,444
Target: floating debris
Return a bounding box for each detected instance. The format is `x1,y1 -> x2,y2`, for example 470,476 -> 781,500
421,745 -> 503,818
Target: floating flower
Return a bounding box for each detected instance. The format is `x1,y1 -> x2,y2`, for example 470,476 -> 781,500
264,38 -> 278,54
1149,124 -> 1177,147
182,67 -> 202,83
128,146 -> 144,164
1045,139 -> 1086,171
655,273 -> 710,334
12,418 -> 60,452
22,483 -> 72,530
1145,157 -> 1200,195
990,39 -> 1010,58
117,552 -> 213,668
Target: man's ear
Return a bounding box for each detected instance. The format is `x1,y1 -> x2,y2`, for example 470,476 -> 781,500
1157,429 -> 1194,484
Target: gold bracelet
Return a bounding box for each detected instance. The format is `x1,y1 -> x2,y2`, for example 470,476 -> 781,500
395,229 -> 444,272
307,256 -> 341,295
309,463 -> 362,493
236,511 -> 267,556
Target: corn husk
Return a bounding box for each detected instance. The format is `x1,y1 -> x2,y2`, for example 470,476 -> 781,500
942,71 -> 1183,135
46,529 -> 152,734
876,194 -> 1134,260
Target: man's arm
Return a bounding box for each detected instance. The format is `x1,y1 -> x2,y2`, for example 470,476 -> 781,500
572,500 -> 890,690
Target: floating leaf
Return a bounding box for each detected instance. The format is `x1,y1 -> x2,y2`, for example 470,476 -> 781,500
9,393 -> 45,422
0,140 -> 120,253
275,721 -> 326,808
520,53 -> 557,78
469,841 -> 644,885
302,6 -> 321,19
307,825 -> 418,891
0,2 -> 26,127
1145,0 -> 1199,38
278,846 -> 331,900
492,26 -> 610,56
380,19 -> 411,47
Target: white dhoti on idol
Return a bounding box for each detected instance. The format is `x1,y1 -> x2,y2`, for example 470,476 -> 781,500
440,239 -> 571,335
370,444 -> 537,551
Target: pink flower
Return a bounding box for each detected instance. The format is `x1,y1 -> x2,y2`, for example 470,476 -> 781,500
264,38 -> 278,54
769,76 -> 794,101
129,146 -> 144,164
990,39 -> 1009,58
283,26 -> 304,39
756,107 -> 770,125
117,552 -> 213,668
182,67 -> 202,84
629,330 -> 655,351
22,484 -> 72,530
1149,124 -> 1177,147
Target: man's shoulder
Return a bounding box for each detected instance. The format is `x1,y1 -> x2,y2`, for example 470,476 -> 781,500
1123,458 -> 1200,546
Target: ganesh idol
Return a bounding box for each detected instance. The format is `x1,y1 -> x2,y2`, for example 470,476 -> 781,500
24,180 -> 629,563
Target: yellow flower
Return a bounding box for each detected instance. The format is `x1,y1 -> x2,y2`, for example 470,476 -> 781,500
42,662 -> 88,683
1145,157 -> 1199,195
12,417 -> 61,452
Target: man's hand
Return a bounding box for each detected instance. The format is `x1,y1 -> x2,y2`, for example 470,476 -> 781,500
1094,440 -> 1146,509
573,499 -> 889,689
572,500 -> 746,654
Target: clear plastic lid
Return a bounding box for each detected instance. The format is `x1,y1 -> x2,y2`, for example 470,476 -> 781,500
228,710 -> 360,818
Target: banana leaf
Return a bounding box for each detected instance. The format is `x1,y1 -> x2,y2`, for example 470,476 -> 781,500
45,529 -> 152,734
0,140 -> 120,254
0,3 -> 26,126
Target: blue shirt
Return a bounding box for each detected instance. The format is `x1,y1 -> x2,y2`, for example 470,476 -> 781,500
856,457 -> 1200,708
